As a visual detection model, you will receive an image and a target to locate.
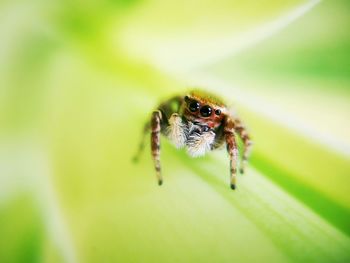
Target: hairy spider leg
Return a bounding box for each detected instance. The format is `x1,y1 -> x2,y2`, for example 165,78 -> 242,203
233,118 -> 252,174
224,117 -> 238,190
133,122 -> 150,163
151,110 -> 163,185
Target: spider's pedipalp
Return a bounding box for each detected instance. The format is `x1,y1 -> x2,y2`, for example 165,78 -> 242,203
186,123 -> 215,157
166,113 -> 187,149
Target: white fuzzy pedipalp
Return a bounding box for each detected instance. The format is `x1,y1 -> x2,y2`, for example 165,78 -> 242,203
186,131 -> 215,157
166,113 -> 187,149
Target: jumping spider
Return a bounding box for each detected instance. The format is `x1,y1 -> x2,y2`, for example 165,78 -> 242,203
133,90 -> 252,189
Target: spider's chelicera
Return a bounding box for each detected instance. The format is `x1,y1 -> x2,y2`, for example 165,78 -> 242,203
133,90 -> 252,190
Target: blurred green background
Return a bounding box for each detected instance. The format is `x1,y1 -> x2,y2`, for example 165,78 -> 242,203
1,0 -> 350,262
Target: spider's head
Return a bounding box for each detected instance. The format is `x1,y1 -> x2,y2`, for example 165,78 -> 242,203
183,90 -> 227,129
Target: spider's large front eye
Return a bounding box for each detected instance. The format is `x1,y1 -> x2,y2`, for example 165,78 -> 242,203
189,100 -> 200,112
200,105 -> 212,117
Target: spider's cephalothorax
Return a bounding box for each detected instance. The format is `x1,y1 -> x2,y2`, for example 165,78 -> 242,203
133,90 -> 252,190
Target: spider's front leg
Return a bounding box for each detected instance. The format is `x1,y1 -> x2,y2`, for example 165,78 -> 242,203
151,110 -> 163,185
224,116 -> 238,190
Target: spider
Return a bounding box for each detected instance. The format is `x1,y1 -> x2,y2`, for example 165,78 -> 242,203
133,89 -> 252,189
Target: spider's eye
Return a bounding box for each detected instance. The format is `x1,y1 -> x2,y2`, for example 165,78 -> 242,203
215,109 -> 221,116
200,105 -> 212,117
189,100 -> 200,112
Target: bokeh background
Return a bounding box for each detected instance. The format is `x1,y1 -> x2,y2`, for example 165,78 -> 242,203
1,0 -> 350,262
